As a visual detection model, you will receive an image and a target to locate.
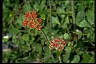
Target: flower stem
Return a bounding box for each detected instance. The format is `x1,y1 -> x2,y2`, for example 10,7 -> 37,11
40,29 -> 49,46
59,55 -> 62,63
40,29 -> 55,63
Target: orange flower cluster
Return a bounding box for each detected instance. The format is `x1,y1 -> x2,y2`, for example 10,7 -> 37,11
49,37 -> 66,51
22,10 -> 42,30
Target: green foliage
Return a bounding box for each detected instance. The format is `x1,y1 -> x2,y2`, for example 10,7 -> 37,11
52,16 -> 61,25
63,47 -> 71,63
2,0 -> 95,63
71,55 -> 80,63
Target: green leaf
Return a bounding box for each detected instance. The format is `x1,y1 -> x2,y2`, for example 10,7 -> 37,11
23,4 -> 32,13
7,25 -> 20,35
65,16 -> 69,24
10,54 -> 17,60
33,3 -> 39,12
89,57 -> 95,63
86,10 -> 94,25
40,14 -> 46,20
64,33 -> 70,40
19,13 -> 25,21
21,45 -> 30,52
71,55 -> 80,63
81,52 -> 90,63
78,20 -> 89,27
62,22 -> 67,29
22,34 -> 29,41
63,47 -> 71,63
40,0 -> 46,10
56,7 -> 64,14
35,43 -> 42,53
67,42 -> 71,46
77,51 -> 84,55
16,13 -> 25,26
52,16 -> 61,25
43,47 -> 51,62
76,11 -> 85,25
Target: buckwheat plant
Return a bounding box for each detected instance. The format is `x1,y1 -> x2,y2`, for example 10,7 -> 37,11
22,10 -> 66,63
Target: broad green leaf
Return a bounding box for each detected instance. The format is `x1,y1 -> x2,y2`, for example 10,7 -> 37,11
16,18 -> 22,26
56,7 -> 64,14
12,35 -> 19,45
76,11 -> 85,25
23,4 -> 32,13
10,54 -> 17,60
7,25 -> 20,35
35,43 -> 42,53
16,13 -> 25,27
71,55 -> 80,63
43,47 -> 51,62
77,51 -> 84,55
86,10 -> 94,25
33,3 -> 39,12
78,20 -> 89,27
63,47 -> 71,62
46,58 -> 53,63
40,14 -> 45,20
62,22 -> 67,29
22,34 -> 29,41
68,42 -> 71,46
21,45 -> 30,52
65,16 -> 69,24
81,52 -> 90,63
19,13 -> 25,21
52,16 -> 61,25
89,57 -> 95,63
40,0 -> 46,10
64,33 -> 70,40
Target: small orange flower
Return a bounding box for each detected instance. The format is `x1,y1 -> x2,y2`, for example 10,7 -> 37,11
49,37 -> 66,51
31,10 -> 37,19
35,24 -> 41,30
58,45 -> 64,51
36,18 -> 42,23
22,20 -> 28,27
28,20 -> 36,28
52,42 -> 58,48
24,12 -> 31,18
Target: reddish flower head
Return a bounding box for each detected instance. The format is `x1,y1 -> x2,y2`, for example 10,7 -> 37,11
58,45 -> 64,51
24,12 -> 31,18
28,20 -> 36,28
36,18 -> 42,23
22,20 -> 28,27
49,37 -> 66,51
31,10 -> 37,19
35,24 -> 41,30
22,10 -> 42,30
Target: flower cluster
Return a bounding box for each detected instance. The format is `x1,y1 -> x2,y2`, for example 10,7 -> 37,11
49,37 -> 66,51
22,10 -> 42,30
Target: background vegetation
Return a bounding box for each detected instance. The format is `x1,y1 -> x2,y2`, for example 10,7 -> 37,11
2,0 -> 95,63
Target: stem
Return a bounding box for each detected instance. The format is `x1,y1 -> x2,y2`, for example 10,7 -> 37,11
49,0 -> 52,32
59,55 -> 62,63
40,29 -> 55,63
71,0 -> 75,28
40,29 -> 49,45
